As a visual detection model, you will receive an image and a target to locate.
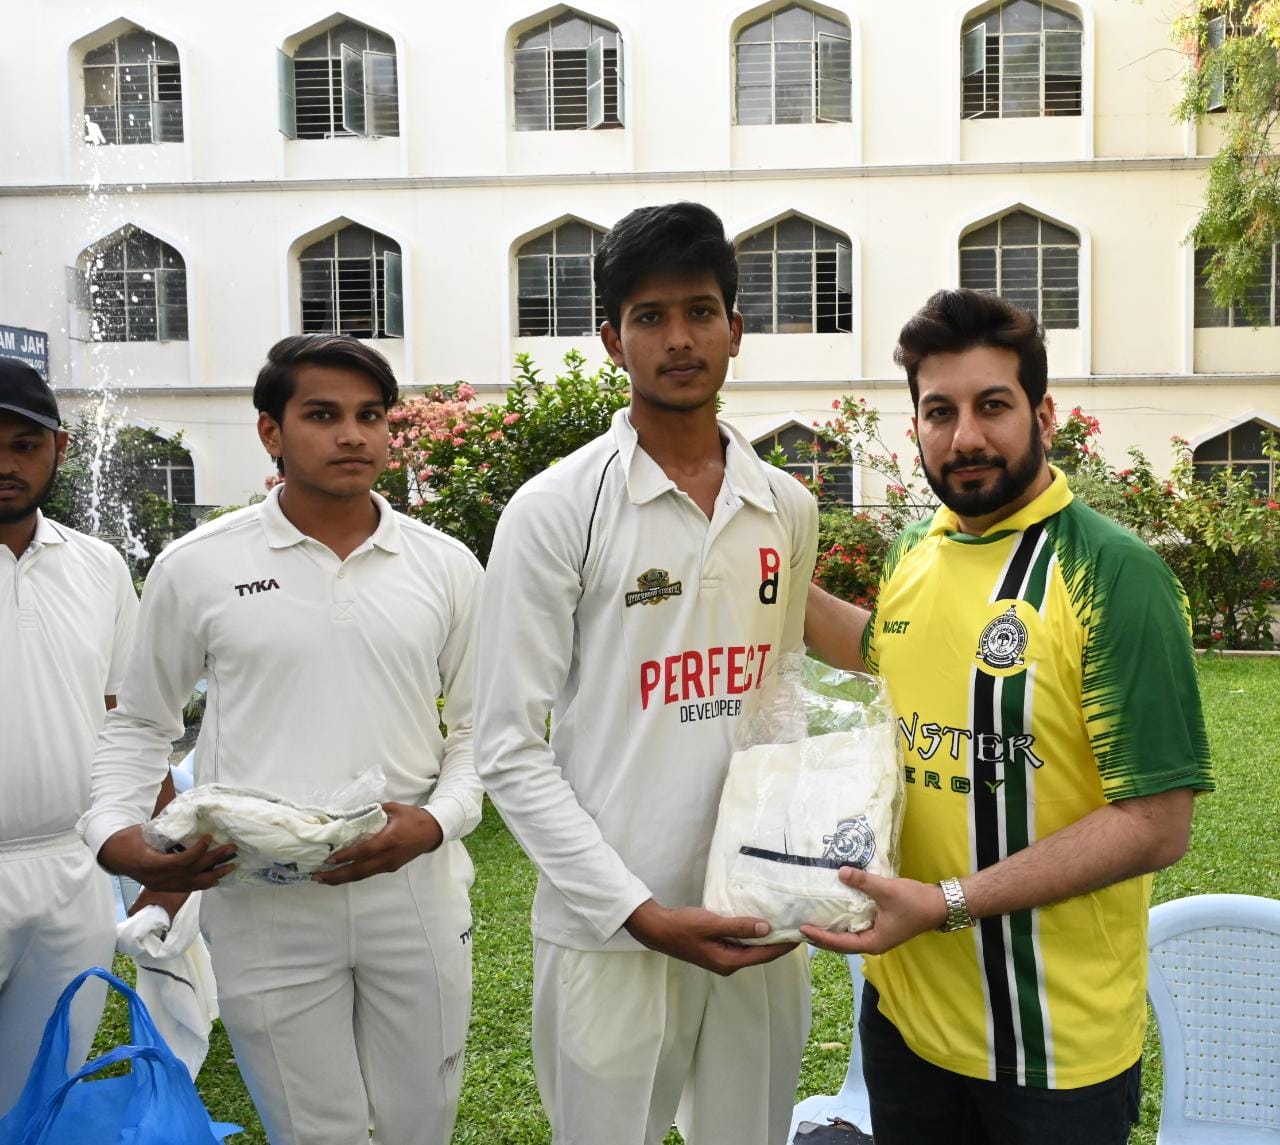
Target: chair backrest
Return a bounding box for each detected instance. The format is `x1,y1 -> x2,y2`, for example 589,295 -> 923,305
1147,894 -> 1280,1141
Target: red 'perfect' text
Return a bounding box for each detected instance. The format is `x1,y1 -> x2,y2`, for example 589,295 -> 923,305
639,644 -> 772,710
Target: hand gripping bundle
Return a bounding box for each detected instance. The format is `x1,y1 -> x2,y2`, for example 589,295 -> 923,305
703,655 -> 904,943
142,769 -> 388,887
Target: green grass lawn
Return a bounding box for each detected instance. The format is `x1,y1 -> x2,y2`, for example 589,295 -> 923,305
89,655 -> 1277,1142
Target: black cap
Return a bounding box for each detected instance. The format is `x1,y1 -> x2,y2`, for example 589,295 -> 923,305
0,357 -> 60,432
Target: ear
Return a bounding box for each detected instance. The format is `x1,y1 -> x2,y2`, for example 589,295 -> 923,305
53,429 -> 69,465
1035,394 -> 1056,452
600,320 -> 626,369
728,310 -> 743,359
257,411 -> 283,464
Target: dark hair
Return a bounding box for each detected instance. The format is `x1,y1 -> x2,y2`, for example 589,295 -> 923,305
253,334 -> 399,426
894,289 -> 1048,409
593,202 -> 738,330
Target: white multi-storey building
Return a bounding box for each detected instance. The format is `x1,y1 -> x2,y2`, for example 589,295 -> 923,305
1,0 -> 1277,514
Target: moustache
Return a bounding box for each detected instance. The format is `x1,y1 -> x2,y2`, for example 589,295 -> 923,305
941,454 -> 1007,478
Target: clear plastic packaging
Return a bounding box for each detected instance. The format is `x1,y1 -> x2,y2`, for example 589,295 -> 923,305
703,655 -> 904,943
142,767 -> 389,887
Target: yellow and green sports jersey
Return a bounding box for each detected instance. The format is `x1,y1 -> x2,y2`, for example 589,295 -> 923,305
861,469 -> 1212,1090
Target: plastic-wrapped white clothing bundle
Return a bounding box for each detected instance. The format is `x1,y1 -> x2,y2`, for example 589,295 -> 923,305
703,656 -> 903,944
142,770 -> 388,887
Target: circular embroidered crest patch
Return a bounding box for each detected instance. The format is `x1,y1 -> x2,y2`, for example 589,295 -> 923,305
821,815 -> 877,869
977,604 -> 1029,670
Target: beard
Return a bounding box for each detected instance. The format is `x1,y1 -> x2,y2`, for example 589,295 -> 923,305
921,420 -> 1045,520
0,465 -> 58,526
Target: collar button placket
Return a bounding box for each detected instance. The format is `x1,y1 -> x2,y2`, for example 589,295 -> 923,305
332,558 -> 356,624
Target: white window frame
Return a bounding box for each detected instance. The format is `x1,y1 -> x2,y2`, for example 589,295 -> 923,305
733,4 -> 853,126
515,222 -> 607,336
79,225 -> 188,343
298,225 -> 403,339
82,30 -> 184,145
1193,244 -> 1279,328
282,21 -> 399,139
736,217 -> 854,335
960,0 -> 1083,121
958,210 -> 1080,329
513,13 -> 624,132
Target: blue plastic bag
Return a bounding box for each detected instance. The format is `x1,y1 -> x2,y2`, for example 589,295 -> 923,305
0,967 -> 240,1145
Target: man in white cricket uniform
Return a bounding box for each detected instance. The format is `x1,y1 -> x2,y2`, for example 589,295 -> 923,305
0,360 -> 138,1111
475,203 -> 819,1144
79,336 -> 482,1145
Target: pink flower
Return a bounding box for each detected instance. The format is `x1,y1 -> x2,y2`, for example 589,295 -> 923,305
503,412 -> 521,425
488,430 -> 504,442
452,437 -> 466,446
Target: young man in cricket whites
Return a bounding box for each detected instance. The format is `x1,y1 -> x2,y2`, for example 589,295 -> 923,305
0,359 -> 138,1110
803,288 -> 1213,1145
78,335 -> 483,1145
474,202 -> 819,1145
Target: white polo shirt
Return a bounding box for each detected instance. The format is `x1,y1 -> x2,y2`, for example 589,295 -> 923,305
79,487 -> 484,857
1,512 -> 137,842
474,409 -> 818,951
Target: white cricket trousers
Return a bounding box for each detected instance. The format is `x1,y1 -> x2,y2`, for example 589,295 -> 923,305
533,940 -> 811,1145
0,832 -> 115,1113
200,842 -> 474,1145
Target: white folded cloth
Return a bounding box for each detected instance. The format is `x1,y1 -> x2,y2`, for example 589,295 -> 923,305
703,725 -> 901,944
115,895 -> 218,1079
143,783 -> 388,887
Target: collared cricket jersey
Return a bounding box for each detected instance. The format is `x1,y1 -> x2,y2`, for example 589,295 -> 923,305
474,409 -> 818,950
861,469 -> 1212,1089
80,487 -> 484,856
1,512 -> 137,840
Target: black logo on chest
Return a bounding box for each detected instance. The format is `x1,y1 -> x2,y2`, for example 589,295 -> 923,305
234,579 -> 281,597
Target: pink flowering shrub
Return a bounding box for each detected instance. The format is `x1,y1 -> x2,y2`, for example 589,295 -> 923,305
377,350 -> 629,563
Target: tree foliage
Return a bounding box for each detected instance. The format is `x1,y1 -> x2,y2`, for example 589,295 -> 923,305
44,407 -> 185,576
1175,0 -> 1280,315
379,350 -> 629,563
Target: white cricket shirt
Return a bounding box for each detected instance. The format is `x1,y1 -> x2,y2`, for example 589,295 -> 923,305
79,487 -> 484,856
1,512 -> 137,841
474,410 -> 818,950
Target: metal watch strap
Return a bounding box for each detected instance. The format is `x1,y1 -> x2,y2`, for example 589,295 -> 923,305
937,877 -> 976,932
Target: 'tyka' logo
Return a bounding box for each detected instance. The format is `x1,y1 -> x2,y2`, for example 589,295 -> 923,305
758,547 -> 780,605
234,578 -> 281,598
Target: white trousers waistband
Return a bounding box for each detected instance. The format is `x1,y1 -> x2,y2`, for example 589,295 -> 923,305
0,829 -> 85,860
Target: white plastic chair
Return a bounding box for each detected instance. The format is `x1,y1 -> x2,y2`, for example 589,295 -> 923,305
1147,893 -> 1280,1144
789,951 -> 872,1141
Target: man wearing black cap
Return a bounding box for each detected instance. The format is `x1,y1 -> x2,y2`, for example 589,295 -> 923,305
0,359 -> 139,1111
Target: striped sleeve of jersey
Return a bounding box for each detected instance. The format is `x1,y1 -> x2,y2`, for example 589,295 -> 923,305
1045,502 -> 1213,801
862,518 -> 931,672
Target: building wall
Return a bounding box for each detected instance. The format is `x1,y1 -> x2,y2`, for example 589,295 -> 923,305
1,0 -> 1276,508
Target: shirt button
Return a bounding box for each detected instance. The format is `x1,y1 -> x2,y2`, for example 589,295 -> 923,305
337,570 -> 347,579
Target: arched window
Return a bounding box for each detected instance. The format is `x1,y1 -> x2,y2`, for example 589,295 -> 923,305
1193,421 -> 1277,494
299,224 -> 403,339
516,221 -> 607,336
753,424 -> 853,504
514,11 -> 623,131
82,27 -> 183,144
959,210 -> 1078,328
735,4 -> 851,125
737,216 -> 852,334
139,433 -> 196,505
82,226 -> 187,343
1194,244 -> 1278,327
962,1 -> 1082,119
279,19 -> 399,139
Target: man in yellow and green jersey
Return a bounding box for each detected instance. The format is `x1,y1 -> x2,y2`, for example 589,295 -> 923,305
804,289 -> 1212,1145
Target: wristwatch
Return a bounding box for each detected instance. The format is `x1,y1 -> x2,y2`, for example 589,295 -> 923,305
937,877 -> 976,932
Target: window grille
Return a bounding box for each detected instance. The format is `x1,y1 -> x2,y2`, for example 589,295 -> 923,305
1194,245 -> 1278,328
959,210 -> 1079,328
82,29 -> 183,145
516,222 -> 606,336
282,21 -> 398,139
737,217 -> 853,334
962,0 -> 1082,119
141,437 -> 196,505
299,224 -> 403,339
735,4 -> 852,125
753,425 -> 853,505
82,226 -> 187,343
1193,420 -> 1278,494
514,12 -> 623,131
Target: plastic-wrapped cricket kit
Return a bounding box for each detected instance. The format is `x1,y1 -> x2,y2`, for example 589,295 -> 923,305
703,655 -> 904,943
142,769 -> 388,887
